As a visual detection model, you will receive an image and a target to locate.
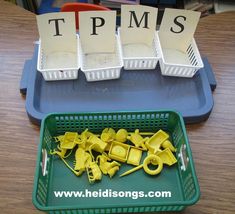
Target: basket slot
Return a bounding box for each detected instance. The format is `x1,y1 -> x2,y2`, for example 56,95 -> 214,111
106,70 -> 109,79
51,71 -> 55,79
192,58 -> 198,66
148,60 -> 153,68
163,64 -> 168,73
183,69 -> 188,76
58,72 -> 62,79
63,71 -> 67,79
187,46 -> 194,59
43,73 -> 48,80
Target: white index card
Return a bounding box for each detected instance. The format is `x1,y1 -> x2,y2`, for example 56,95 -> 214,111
36,12 -> 77,54
120,5 -> 158,46
79,11 -> 116,54
159,8 -> 200,52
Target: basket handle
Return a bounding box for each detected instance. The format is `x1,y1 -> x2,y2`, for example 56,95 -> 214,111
178,144 -> 189,171
203,57 -> 217,91
40,149 -> 49,176
20,59 -> 32,95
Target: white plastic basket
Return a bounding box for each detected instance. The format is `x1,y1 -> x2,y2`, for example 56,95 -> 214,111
155,32 -> 204,78
118,28 -> 160,70
79,35 -> 123,82
37,35 -> 80,81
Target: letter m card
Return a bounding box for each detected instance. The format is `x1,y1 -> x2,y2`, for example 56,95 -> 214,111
36,12 -> 77,54
159,8 -> 200,52
79,11 -> 116,54
121,5 -> 158,46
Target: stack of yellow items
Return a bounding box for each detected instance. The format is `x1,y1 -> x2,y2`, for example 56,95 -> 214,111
50,128 -> 177,184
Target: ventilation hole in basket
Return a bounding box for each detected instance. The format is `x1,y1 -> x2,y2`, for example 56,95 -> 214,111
192,59 -> 197,66
59,70 -> 64,73
188,48 -> 194,58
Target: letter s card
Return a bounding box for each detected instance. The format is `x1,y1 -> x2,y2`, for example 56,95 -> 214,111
159,8 -> 200,52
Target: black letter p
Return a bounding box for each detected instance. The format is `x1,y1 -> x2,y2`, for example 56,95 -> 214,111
90,17 -> 105,35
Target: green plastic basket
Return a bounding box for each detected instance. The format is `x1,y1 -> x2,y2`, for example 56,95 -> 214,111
33,111 -> 200,213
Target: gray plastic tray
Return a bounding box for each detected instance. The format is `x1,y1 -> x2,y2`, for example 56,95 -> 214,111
20,46 -> 216,125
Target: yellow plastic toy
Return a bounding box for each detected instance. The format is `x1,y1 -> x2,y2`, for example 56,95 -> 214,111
131,132 -> 155,136
109,141 -> 130,162
115,129 -> 128,143
51,128 -> 178,183
88,135 -> 108,153
51,147 -> 86,177
119,165 -> 143,177
127,129 -> 148,150
127,147 -> 143,166
59,157 -> 81,176
53,135 -> 69,158
60,132 -> 81,149
86,161 -> 102,183
161,140 -> 176,152
104,142 -> 112,152
54,135 -> 65,143
143,154 -> 163,175
50,145 -> 68,158
50,148 -> 67,158
97,154 -> 121,178
120,154 -> 163,177
79,129 -> 95,148
101,128 -> 116,142
74,147 -> 91,172
146,130 -> 169,153
157,148 -> 177,166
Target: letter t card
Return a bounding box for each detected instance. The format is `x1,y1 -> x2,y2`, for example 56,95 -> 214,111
36,12 -> 77,54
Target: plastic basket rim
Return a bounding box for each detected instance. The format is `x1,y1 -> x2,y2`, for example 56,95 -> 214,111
79,34 -> 124,73
32,110 -> 200,211
37,35 -> 80,72
123,56 -> 159,60
156,32 -> 204,69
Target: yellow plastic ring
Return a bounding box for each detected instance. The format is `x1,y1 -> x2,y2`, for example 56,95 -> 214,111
143,155 -> 163,175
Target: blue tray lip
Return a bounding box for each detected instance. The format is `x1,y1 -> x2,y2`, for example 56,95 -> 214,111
21,46 -> 214,125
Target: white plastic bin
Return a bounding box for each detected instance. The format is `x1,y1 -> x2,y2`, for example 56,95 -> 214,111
155,32 -> 204,78
37,35 -> 80,81
79,34 -> 123,82
118,28 -> 160,70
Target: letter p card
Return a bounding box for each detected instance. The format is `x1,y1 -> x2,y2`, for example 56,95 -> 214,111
159,8 -> 200,52
79,11 -> 116,54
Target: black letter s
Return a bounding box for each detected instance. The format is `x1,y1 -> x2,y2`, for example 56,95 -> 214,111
170,16 -> 186,34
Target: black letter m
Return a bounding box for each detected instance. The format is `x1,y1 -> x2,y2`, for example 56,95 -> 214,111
128,11 -> 150,29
